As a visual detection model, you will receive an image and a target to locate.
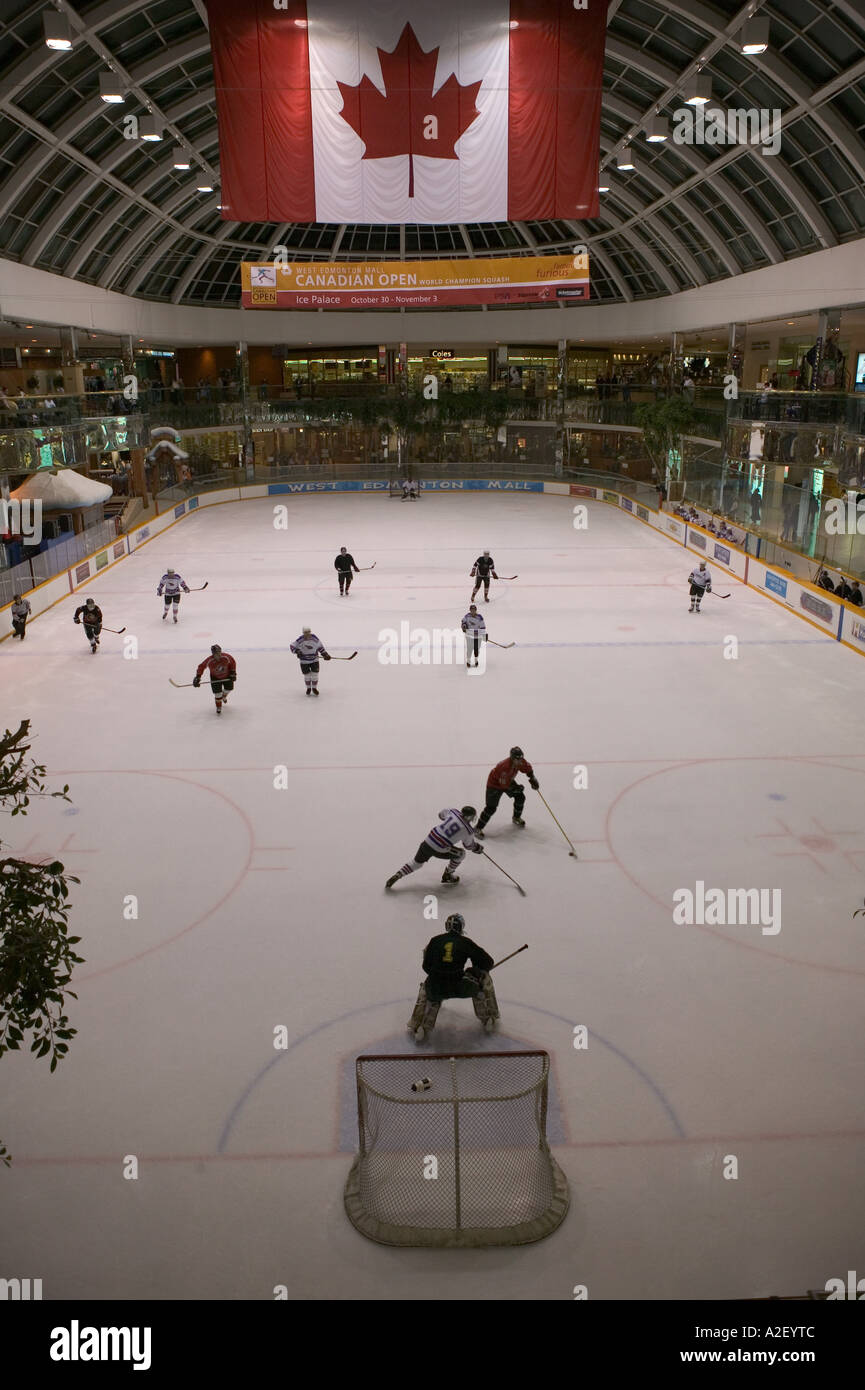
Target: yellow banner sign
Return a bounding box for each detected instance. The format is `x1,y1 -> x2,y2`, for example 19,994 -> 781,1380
241,253 -> 589,309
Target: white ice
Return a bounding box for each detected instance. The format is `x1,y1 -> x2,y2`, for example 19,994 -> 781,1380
2,490 -> 864,1299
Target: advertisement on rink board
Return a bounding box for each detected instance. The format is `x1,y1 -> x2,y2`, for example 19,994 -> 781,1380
241,252 -> 589,309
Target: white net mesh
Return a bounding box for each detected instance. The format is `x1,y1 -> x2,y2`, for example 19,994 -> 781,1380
344,1052 -> 569,1247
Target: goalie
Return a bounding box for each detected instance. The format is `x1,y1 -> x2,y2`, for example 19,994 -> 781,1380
407,913 -> 499,1041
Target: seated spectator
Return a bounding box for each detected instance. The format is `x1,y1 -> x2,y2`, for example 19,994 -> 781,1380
835,577 -> 853,600
848,579 -> 863,606
815,568 -> 836,591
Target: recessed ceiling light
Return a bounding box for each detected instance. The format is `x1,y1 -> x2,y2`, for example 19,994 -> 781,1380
787,320 -> 796,325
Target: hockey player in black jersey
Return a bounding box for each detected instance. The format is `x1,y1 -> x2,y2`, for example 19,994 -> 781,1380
406,913 -> 499,1041
334,546 -> 359,596
470,550 -> 498,602
73,596 -> 103,652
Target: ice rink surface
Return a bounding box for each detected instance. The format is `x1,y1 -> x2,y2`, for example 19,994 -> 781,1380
3,489 -> 864,1300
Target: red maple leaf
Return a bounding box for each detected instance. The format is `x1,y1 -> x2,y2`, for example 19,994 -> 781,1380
337,23 -> 482,199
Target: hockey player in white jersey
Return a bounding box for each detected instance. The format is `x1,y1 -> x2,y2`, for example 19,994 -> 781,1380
385,806 -> 483,889
461,604 -> 487,667
10,594 -> 31,640
289,626 -> 331,696
688,560 -> 712,612
157,567 -> 190,621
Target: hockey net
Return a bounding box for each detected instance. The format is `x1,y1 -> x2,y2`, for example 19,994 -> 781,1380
388,477 -> 421,497
344,1052 -> 569,1247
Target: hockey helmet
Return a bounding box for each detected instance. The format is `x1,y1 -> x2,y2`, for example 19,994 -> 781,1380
85,597 -> 95,607
510,746 -> 524,760
167,567 -> 175,575
483,549 -> 490,556
445,913 -> 465,935
211,644 -> 222,655
460,805 -> 477,823
302,626 -> 311,634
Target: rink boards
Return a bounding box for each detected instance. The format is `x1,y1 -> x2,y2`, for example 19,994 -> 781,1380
2,477 -> 863,656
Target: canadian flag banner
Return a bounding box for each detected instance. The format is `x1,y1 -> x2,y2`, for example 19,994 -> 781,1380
205,0 -> 605,224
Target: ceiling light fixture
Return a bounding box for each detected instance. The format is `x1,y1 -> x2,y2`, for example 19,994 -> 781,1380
173,158 -> 191,170
645,116 -> 669,142
598,182 -> 610,192
99,72 -> 124,103
616,147 -> 634,170
43,12 -> 72,50
684,73 -> 712,105
741,17 -> 769,55
196,183 -> 214,193
139,117 -> 163,141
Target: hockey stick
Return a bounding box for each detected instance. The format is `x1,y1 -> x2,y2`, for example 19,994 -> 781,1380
490,944 -> 528,970
188,582 -> 208,591
358,562 -> 377,571
498,575 -> 519,581
535,789 -> 578,858
706,591 -> 731,600
101,626 -> 126,634
169,677 -> 218,687
487,639 -> 515,649
480,849 -> 526,896
329,651 -> 358,660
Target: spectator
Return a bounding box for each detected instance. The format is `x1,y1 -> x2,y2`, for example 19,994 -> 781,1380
848,580 -> 863,606
815,568 -> 836,591
781,499 -> 798,541
682,375 -> 695,404
835,577 -> 853,601
749,486 -> 762,524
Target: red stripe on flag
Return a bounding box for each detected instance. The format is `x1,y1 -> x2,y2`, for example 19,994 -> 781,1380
206,0 -> 314,223
507,0 -> 604,221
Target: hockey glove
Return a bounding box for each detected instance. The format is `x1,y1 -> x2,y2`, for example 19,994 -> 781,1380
322,652 -> 331,661
74,617 -> 81,624
530,778 -> 540,790
192,676 -> 201,688
472,842 -> 484,854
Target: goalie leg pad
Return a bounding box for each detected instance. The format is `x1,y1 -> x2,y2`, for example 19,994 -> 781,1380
407,982 -> 428,1031
421,1000 -> 441,1033
471,973 -> 500,1025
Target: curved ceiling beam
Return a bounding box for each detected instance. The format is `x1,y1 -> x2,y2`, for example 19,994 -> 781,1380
23,90 -> 217,266
603,37 -> 838,252
603,92 -> 778,268
0,35 -> 213,220
599,132 -> 733,279
566,222 -> 632,303
657,0 -> 865,186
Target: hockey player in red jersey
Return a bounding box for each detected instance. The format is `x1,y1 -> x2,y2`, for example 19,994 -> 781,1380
475,747 -> 539,835
193,644 -> 236,714
73,596 -> 103,653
